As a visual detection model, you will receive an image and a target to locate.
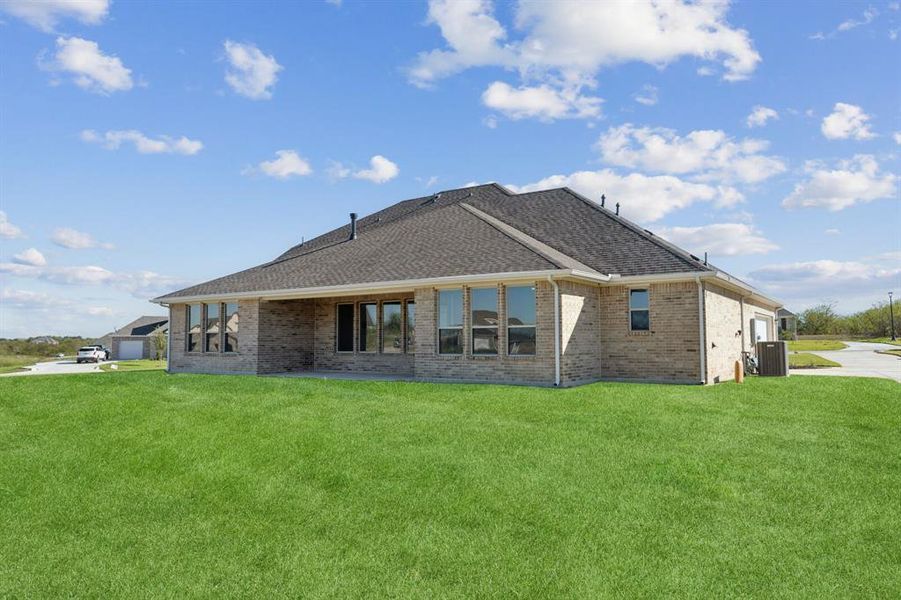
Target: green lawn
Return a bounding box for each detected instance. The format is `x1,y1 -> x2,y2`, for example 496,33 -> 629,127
877,349 -> 901,358
0,355 -> 44,374
788,340 -> 848,351
788,352 -> 841,368
1,373 -> 898,597
99,359 -> 167,372
864,337 -> 901,347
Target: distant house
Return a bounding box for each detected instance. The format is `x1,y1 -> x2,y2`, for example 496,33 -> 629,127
153,184 -> 781,386
30,336 -> 59,345
96,316 -> 169,360
778,308 -> 798,340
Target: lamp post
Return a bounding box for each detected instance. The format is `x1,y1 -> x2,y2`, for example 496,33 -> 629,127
890,291 -> 897,341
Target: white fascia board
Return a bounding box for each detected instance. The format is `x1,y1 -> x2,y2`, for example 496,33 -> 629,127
150,269 -> 603,304
608,271 -> 781,308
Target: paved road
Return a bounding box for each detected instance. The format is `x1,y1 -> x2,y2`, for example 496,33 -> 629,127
0,359 -> 104,377
790,341 -> 901,382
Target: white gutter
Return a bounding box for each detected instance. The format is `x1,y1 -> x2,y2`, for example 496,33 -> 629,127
548,276 -> 561,387
152,268 -> 610,305
611,270 -> 781,309
160,302 -> 171,373
696,277 -> 707,385
739,295 -> 746,353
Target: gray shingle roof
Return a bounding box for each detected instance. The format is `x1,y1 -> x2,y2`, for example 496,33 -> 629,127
96,315 -> 168,346
157,184 -> 717,301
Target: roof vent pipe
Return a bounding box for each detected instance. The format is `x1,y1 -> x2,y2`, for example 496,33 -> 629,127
615,202 -> 620,215
349,213 -> 358,240
704,252 -> 708,265
600,194 -> 606,208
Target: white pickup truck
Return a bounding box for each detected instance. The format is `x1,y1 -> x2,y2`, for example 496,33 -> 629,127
76,346 -> 107,364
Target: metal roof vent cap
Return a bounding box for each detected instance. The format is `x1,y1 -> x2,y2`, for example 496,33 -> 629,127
349,213 -> 358,240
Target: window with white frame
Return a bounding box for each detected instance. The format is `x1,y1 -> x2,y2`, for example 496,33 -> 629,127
438,289 -> 463,354
471,287 -> 498,355
629,289 -> 650,331
506,285 -> 536,355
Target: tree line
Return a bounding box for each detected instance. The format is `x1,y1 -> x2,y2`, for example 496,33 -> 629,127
797,300 -> 899,337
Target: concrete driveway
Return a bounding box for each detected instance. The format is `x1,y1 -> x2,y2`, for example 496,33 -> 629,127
790,341 -> 901,382
0,359 -> 104,377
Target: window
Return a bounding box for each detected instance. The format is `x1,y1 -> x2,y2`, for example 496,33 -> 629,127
186,304 -> 201,352
337,304 -> 354,352
224,302 -> 239,352
204,303 -> 220,352
507,285 -> 536,355
359,303 -> 378,352
471,287 -> 498,355
382,302 -> 402,353
438,289 -> 463,354
629,289 -> 650,331
405,300 -> 415,352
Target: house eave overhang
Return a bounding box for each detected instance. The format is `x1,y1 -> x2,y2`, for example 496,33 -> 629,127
608,271 -> 781,308
151,269 -> 611,304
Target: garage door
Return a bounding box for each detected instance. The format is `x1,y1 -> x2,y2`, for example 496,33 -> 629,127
119,340 -> 144,360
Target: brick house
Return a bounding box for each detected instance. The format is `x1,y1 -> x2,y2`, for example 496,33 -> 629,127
96,315 -> 169,360
153,184 -> 780,386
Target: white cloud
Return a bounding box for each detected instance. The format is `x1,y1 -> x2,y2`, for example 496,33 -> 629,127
507,169 -> 741,223
41,37 -> 133,94
326,156 -> 399,184
51,227 -> 114,250
0,263 -> 185,299
746,105 -> 778,128
657,223 -> 778,257
353,155 -> 399,184
409,1 -> 758,121
893,131 -> 901,145
825,228 -> 841,235
482,115 -> 498,129
0,288 -> 112,318
223,40 -> 282,100
821,102 -> 875,140
782,155 -> 897,211
80,129 -> 203,155
410,1 -> 759,94
595,124 -> 786,184
248,150 -> 313,179
12,248 -> 47,267
749,257 -> 901,301
481,81 -> 601,121
837,6 -> 878,32
0,211 -> 26,239
416,175 -> 440,188
633,84 -> 658,106
0,0 -> 108,32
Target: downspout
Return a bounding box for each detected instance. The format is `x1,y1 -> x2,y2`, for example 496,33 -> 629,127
547,276 -> 561,387
739,295 -> 746,353
696,277 -> 707,385
163,303 -> 171,374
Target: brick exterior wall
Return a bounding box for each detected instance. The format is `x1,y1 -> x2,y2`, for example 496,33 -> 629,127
599,282 -> 701,383
413,282 -> 556,385
258,299 -> 314,374
703,284 -> 744,383
312,293 -> 415,376
168,300 -> 260,375
559,280 -> 602,386
167,277 -> 772,386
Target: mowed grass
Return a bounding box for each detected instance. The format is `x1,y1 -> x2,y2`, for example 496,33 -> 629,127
788,352 -> 841,368
0,355 -> 44,374
99,359 -> 166,372
1,374 -> 899,598
788,340 -> 848,351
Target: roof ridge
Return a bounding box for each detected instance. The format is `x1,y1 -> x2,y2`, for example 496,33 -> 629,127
557,187 -> 711,273
458,202 -> 603,275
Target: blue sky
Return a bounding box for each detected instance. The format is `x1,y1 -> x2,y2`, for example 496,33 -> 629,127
0,0 -> 899,338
